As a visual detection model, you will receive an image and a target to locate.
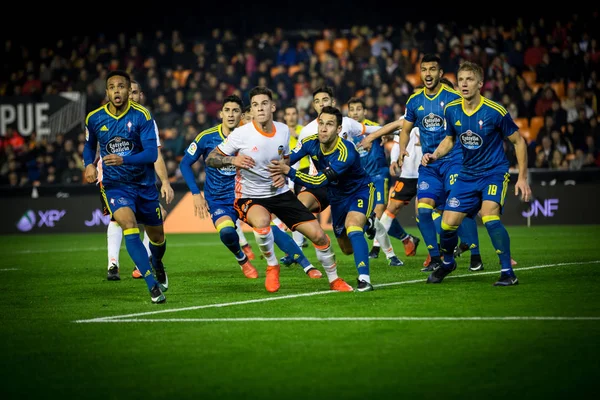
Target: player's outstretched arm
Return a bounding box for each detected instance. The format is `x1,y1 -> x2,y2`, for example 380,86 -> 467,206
422,136 -> 455,166
205,148 -> 255,169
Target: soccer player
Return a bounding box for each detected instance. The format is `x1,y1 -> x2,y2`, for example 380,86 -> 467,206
295,86 -> 401,267
422,61 -> 531,286
83,70 -> 168,304
101,79 -> 174,281
368,55 -> 483,273
269,106 -> 381,292
347,97 -> 420,260
205,86 -> 352,293
282,105 -> 309,250
179,95 -> 259,279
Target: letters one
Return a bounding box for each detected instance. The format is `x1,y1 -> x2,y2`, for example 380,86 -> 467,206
522,198 -> 559,218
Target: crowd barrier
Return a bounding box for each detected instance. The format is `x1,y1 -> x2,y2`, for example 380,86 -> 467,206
1,169 -> 598,235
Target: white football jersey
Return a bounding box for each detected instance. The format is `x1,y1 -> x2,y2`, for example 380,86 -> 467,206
390,127 -> 421,179
217,120 -> 290,199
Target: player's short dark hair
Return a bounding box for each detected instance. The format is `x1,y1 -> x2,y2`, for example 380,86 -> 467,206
440,77 -> 455,89
243,105 -> 251,114
249,86 -> 273,101
313,86 -> 335,99
319,106 -> 342,127
223,94 -> 243,109
420,54 -> 442,66
284,105 -> 298,112
347,97 -> 365,108
106,70 -> 131,87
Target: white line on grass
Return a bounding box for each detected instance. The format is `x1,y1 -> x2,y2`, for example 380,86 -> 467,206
12,242 -> 223,254
0,268 -> 19,271
76,316 -> 600,323
74,260 -> 600,324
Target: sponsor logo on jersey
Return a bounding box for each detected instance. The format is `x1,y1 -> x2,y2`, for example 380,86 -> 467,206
187,142 -> 197,155
106,136 -> 134,156
459,130 -> 483,150
447,197 -> 460,208
422,113 -> 444,129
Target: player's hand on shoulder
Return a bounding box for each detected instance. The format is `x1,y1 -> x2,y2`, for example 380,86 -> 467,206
267,159 -> 290,176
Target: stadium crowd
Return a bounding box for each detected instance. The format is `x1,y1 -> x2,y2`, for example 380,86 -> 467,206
1,12 -> 600,187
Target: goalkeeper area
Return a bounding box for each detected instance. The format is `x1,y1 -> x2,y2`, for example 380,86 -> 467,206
2,225 -> 599,399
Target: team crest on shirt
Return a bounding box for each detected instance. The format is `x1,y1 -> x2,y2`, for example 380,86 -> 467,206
447,197 -> 460,208
106,136 -> 134,156
278,145 -> 284,157
419,181 -> 430,190
422,113 -> 444,129
117,197 -> 129,205
459,130 -> 483,150
187,142 -> 197,155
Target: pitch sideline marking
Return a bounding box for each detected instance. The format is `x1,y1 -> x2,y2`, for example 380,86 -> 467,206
74,260 -> 600,324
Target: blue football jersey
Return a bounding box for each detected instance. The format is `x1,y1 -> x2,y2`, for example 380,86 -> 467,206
354,119 -> 388,176
289,135 -> 371,203
444,96 -> 518,176
404,84 -> 462,163
85,100 -> 157,186
181,124 -> 236,203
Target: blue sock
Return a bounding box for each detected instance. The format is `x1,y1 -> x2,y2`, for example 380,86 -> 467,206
457,216 -> 480,255
433,211 -> 443,235
484,217 -> 514,276
348,228 -> 370,276
272,225 -> 311,268
439,221 -> 459,268
387,217 -> 407,240
417,204 -> 440,257
217,222 -> 245,260
125,228 -> 157,290
149,238 -> 166,263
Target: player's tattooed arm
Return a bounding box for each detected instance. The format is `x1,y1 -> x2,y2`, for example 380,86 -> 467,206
206,148 -> 255,169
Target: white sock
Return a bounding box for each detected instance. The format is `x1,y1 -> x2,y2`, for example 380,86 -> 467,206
107,221 -> 122,268
271,216 -> 287,231
236,220 -> 249,246
374,218 -> 396,258
379,210 -> 394,232
292,230 -> 306,247
314,236 -> 338,282
358,274 -> 371,283
141,226 -> 151,257
253,227 -> 278,265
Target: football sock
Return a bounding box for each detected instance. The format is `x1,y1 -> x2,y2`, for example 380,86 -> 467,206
347,226 -> 370,277
439,221 -> 459,268
418,203 -> 440,257
107,221 -> 122,268
124,228 -> 157,290
483,216 -> 514,276
272,225 -> 311,269
216,220 -> 245,261
253,226 -> 278,266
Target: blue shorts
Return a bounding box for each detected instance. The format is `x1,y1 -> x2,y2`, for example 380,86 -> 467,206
371,170 -> 390,206
417,159 -> 461,210
330,182 -> 376,238
444,171 -> 511,217
207,199 -> 238,226
102,184 -> 162,226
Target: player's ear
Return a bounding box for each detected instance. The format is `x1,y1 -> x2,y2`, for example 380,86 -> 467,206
271,102 -> 276,112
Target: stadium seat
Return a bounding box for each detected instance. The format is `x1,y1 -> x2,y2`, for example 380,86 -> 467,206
551,82 -> 565,99
522,70 -> 537,87
332,38 -> 349,58
513,117 -> 529,131
288,64 -> 301,77
354,89 -> 365,98
405,73 -> 421,87
519,128 -> 532,142
410,48 -> 419,65
528,116 -> 545,142
270,66 -> 283,78
349,37 -> 360,52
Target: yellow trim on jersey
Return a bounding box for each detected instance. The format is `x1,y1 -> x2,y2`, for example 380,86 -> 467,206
362,119 -> 378,126
296,170 -> 327,185
444,99 -> 462,113
442,84 -> 461,96
301,134 -> 319,145
441,221 -> 459,231
85,105 -> 107,125
321,137 -> 340,156
149,238 -> 165,246
483,98 -> 508,117
216,219 -> 235,232
406,88 -> 425,106
194,125 -> 220,143
462,96 -> 485,117
130,101 -> 152,120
